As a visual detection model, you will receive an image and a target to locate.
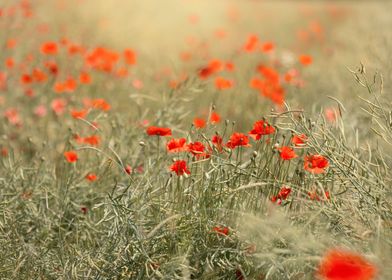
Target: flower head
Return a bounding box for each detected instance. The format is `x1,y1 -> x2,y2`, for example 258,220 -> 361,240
64,151 -> 78,163
167,138 -> 187,153
249,120 -> 275,140
317,249 -> 377,280
227,133 -> 250,149
278,146 -> 297,160
170,160 -> 190,176
304,154 -> 329,174
146,126 -> 172,137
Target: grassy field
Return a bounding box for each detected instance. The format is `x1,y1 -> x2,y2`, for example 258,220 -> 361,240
0,0 -> 391,279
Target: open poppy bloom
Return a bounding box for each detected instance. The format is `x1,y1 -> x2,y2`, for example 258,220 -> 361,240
170,160 -> 190,176
304,154 -> 329,174
64,151 -> 78,163
249,120 -> 275,140
292,134 -> 308,146
166,138 -> 187,153
146,126 -> 172,137
317,249 -> 377,280
299,54 -> 313,66
226,133 -> 250,149
188,141 -> 209,158
278,146 -> 297,160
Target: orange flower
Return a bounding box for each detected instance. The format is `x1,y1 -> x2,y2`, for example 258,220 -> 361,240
167,138 -> 187,153
243,34 -> 259,52
325,108 -> 338,123
41,42 -> 58,55
82,135 -> 100,146
86,173 -> 97,182
317,249 -> 377,280
79,72 -> 91,84
261,41 -> 275,53
51,98 -> 67,115
124,48 -> 137,65
64,151 -> 78,163
146,126 -> 172,136
170,160 -> 190,176
227,133 -> 250,149
215,76 -> 233,90
304,154 -> 329,174
299,54 -> 313,66
278,146 -> 297,160
193,117 -> 206,129
71,109 -> 88,119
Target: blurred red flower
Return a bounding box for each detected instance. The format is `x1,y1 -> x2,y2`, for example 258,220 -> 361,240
227,133 -> 250,149
146,126 -> 172,137
64,151 -> 78,163
167,138 -> 187,153
278,146 -> 297,160
317,249 -> 377,280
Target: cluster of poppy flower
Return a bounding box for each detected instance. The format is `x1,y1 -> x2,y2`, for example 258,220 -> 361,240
143,119 -> 329,179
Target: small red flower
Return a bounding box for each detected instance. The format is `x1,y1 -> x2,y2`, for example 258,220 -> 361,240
210,112 -> 221,124
249,120 -> 275,140
227,133 -> 250,149
125,165 -> 132,175
212,226 -> 229,236
317,249 -> 377,280
299,54 -> 313,66
193,118 -> 206,129
167,138 -> 187,153
271,186 -> 291,204
212,134 -> 223,151
278,146 -> 297,160
146,126 -> 172,137
41,42 -> 58,55
81,207 -> 88,214
292,134 -> 308,146
170,160 -> 190,176
64,151 -> 78,163
188,141 -> 208,158
86,173 -> 97,182
304,154 -> 329,174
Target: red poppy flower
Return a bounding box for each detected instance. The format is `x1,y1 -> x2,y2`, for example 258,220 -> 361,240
51,98 -> 67,116
125,165 -> 132,175
170,160 -> 190,176
188,141 -> 207,158
41,42 -> 58,55
124,48 -> 137,65
249,120 -> 275,140
71,109 -> 88,119
227,133 -> 250,149
210,112 -> 221,124
79,72 -> 91,84
82,135 -> 100,146
81,207 -> 88,214
304,154 -> 329,174
146,126 -> 172,137
193,118 -> 206,129
64,151 -> 78,163
317,249 -> 377,280
212,226 -> 229,236
86,173 -> 97,182
325,108 -> 337,123
215,76 -> 234,90
167,138 -> 187,153
299,54 -> 313,66
271,186 -> 291,204
261,41 -> 275,53
292,134 -> 308,146
278,146 -> 297,160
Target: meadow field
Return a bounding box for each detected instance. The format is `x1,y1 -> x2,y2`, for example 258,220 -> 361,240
0,0 -> 391,279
